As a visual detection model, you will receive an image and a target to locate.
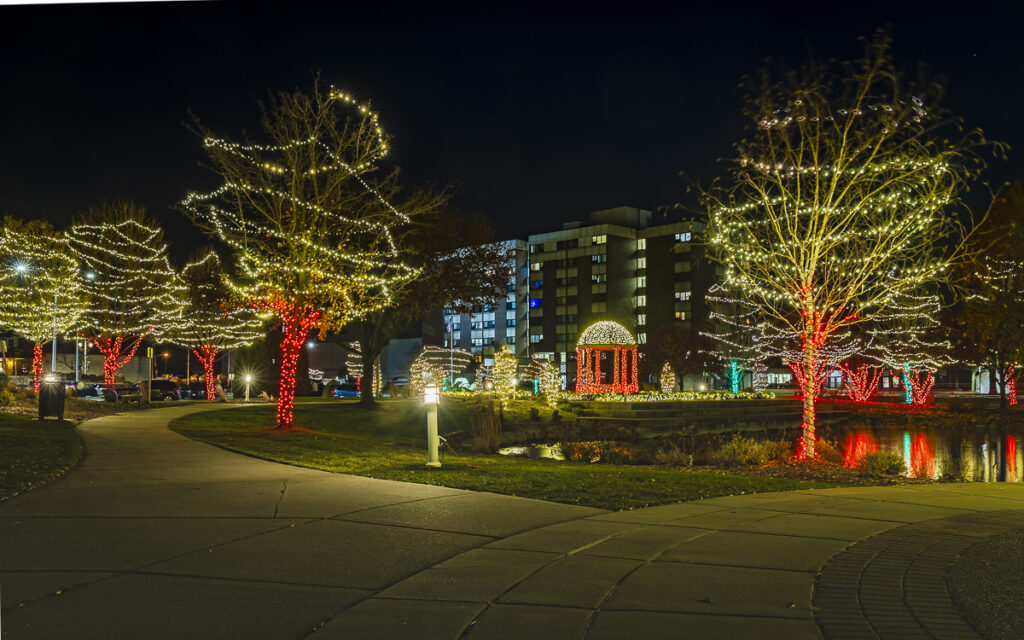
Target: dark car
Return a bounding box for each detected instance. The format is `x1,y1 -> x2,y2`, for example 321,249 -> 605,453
144,379 -> 180,401
182,382 -> 208,400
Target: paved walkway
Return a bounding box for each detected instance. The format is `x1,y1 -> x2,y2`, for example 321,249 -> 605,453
2,405 -> 1023,639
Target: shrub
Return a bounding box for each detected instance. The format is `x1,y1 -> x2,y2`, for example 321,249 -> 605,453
528,407 -> 541,421
655,444 -> 692,466
857,451 -> 907,476
763,439 -> 793,462
814,439 -> 844,465
551,409 -> 560,423
558,441 -> 650,465
0,388 -> 15,407
715,435 -> 768,467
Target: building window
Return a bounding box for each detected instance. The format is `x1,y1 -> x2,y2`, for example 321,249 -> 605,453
636,314 -> 646,326
635,295 -> 646,307
506,300 -> 516,310
591,274 -> 604,283
529,298 -> 542,308
675,231 -> 692,243
592,234 -> 606,245
636,257 -> 647,269
637,332 -> 646,344
675,311 -> 689,320
530,334 -> 544,343
591,254 -> 607,264
637,238 -> 647,250
506,319 -> 515,327
675,291 -> 691,301
530,244 -> 544,254
531,262 -> 542,271
556,239 -> 578,250
636,276 -> 646,289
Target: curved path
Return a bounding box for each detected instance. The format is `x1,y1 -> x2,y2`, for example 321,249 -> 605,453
1,405 -> 1023,639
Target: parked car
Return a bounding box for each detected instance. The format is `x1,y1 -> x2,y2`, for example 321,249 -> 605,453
143,379 -> 180,401
101,383 -> 141,403
332,383 -> 360,398
182,382 -> 208,400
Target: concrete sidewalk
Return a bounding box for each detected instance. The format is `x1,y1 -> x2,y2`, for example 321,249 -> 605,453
2,405 -> 1022,639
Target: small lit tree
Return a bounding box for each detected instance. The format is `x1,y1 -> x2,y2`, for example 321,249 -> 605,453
0,218 -> 88,387
344,341 -> 381,398
68,206 -> 185,386
182,83 -> 418,429
175,252 -> 265,401
526,357 -> 560,407
490,343 -> 519,405
701,282 -> 767,393
659,361 -> 677,394
705,34 -> 995,455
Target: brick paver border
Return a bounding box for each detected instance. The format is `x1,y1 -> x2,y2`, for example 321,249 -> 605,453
814,509 -> 1024,640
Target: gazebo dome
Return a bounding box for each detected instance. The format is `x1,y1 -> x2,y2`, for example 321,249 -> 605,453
577,321 -> 636,348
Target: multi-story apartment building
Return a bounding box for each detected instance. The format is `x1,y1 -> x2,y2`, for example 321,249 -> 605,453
525,206 -> 712,389
442,239 -> 530,367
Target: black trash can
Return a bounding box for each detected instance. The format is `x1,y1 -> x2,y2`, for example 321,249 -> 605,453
38,375 -> 66,420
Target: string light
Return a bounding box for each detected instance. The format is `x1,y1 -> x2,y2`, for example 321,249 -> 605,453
575,321 -> 639,394
0,220 -> 88,388
67,217 -> 186,386
659,361 -> 676,394
181,86 -> 418,429
175,252 -> 264,401
489,343 -> 519,405
343,341 -> 381,398
526,358 -> 560,407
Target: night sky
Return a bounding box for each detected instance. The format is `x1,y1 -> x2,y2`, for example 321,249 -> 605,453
1,1 -> 1022,259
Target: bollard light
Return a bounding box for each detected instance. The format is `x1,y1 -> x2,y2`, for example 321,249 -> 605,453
424,383 -> 439,405
43,373 -> 56,383
424,383 -> 440,467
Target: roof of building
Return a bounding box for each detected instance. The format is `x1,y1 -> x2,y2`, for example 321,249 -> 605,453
577,320 -> 637,347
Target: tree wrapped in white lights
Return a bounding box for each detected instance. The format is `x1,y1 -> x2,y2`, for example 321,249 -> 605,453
701,282 -> 767,393
705,34 -> 994,456
344,342 -> 381,398
526,357 -> 560,407
659,361 -> 677,394
68,207 -> 186,386
868,283 -> 950,406
0,218 -> 89,386
490,343 -> 519,404
416,345 -> 473,390
174,252 -> 265,402
182,83 -> 418,429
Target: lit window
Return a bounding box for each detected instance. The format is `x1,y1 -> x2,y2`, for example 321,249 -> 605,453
592,235 -> 607,245
636,314 -> 646,326
635,295 -> 646,307
675,291 -> 691,301
531,262 -> 542,271
636,276 -> 646,288
637,257 -> 646,269
675,232 -> 692,243
675,311 -> 689,320
530,334 -> 544,343
637,238 -> 647,250
529,298 -> 542,308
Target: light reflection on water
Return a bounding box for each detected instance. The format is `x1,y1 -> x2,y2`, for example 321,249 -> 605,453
828,427 -> 1022,482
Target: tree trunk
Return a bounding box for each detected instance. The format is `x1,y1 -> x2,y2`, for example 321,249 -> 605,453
356,322 -> 385,408
800,342 -> 817,459
273,307 -> 320,430
32,344 -> 44,390
89,335 -> 146,386
193,345 -> 219,402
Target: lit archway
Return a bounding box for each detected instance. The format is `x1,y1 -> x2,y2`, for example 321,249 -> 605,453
575,321 -> 639,394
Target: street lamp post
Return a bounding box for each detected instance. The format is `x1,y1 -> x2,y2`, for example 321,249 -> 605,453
245,374 -> 251,402
423,383 -> 440,468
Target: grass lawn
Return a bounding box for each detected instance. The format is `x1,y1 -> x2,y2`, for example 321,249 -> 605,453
169,399 -> 839,510
0,414 -> 82,501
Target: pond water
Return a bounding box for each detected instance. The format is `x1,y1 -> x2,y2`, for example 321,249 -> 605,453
823,425 -> 1024,482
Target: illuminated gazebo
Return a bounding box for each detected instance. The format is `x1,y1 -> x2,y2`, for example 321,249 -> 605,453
575,321 -> 639,394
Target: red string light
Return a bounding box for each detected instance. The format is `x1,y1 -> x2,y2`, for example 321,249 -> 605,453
269,302 -> 321,430
892,368 -> 935,407
32,344 -> 43,391
89,333 -> 148,386
1009,366 -> 1018,407
193,344 -> 219,402
838,362 -> 883,402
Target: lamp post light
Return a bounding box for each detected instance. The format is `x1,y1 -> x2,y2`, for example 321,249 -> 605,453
245,374 -> 252,402
423,383 -> 440,468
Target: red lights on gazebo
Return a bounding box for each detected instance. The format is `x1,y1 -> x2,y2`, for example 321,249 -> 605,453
575,321 -> 639,394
